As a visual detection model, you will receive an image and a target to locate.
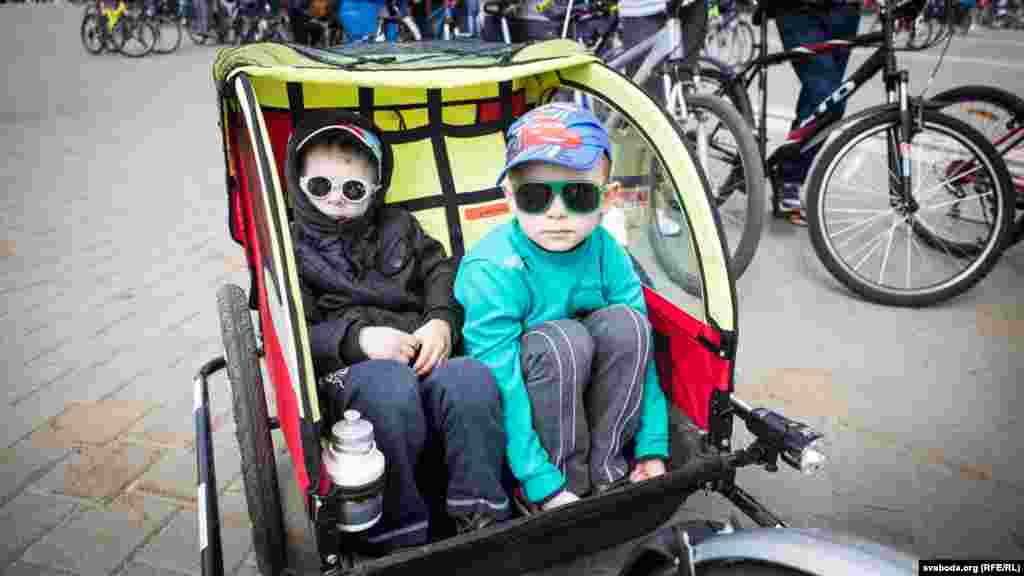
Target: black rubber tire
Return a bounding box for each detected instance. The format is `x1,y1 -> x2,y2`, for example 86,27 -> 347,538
217,284 -> 287,576
678,94 -> 765,279
625,558 -> 807,576
646,134 -> 716,299
733,20 -> 756,69
694,65 -> 755,125
697,561 -> 809,575
81,13 -> 105,54
805,109 -> 1015,307
931,84 -> 1024,248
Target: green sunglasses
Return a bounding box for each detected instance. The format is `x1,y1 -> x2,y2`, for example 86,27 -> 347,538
513,180 -> 607,215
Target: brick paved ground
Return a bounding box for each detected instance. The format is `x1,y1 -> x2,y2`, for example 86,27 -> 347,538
1,5 -> 1022,575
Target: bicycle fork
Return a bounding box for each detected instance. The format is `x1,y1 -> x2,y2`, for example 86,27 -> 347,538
887,68 -> 920,213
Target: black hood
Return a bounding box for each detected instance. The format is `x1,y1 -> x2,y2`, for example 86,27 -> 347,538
285,109 -> 395,239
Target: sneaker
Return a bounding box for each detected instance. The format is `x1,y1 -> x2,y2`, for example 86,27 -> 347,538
452,510 -> 497,535
777,183 -> 808,227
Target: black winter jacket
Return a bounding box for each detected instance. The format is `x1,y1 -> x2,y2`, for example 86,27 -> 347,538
288,131 -> 461,376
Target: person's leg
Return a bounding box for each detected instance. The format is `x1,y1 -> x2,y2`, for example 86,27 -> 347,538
782,6 -> 862,190
828,5 -> 862,119
464,0 -> 479,35
579,304 -> 652,491
775,11 -> 834,219
323,359 -> 431,550
419,357 -> 511,528
519,319 -> 595,497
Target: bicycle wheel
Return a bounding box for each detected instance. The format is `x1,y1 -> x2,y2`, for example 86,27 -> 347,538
734,20 -> 756,68
805,108 -> 1015,307
81,12 -> 105,53
672,94 -> 765,279
152,14 -> 182,52
118,15 -> 157,57
931,84 -> 1024,246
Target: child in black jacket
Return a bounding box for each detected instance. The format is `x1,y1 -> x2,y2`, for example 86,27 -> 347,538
288,110 -> 509,551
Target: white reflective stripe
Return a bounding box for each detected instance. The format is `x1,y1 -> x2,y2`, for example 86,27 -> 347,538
547,322 -> 579,472
447,497 -> 511,511
604,306 -> 647,483
198,484 -> 208,551
193,377 -> 202,414
365,520 -> 429,544
523,329 -> 565,472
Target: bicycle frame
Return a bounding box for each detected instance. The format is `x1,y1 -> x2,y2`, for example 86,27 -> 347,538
599,16 -> 690,126
736,7 -> 918,201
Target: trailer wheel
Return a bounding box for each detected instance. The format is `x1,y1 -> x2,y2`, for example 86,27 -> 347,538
697,561 -> 806,575
217,284 -> 286,576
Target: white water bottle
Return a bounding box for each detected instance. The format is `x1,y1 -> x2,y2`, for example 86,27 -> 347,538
322,410 -> 386,533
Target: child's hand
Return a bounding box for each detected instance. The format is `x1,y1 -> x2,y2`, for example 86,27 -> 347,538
412,319 -> 452,377
359,326 -> 420,364
629,459 -> 667,483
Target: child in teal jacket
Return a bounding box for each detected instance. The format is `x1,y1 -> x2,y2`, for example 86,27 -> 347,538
454,104 -> 669,512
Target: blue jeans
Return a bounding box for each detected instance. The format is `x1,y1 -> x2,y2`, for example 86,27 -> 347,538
775,6 -> 862,187
322,358 -> 510,551
462,0 -> 479,35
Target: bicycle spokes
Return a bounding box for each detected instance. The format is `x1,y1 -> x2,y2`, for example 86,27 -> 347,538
815,113 -> 1009,299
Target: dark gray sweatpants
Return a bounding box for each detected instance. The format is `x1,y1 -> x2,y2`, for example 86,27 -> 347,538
519,304 -> 653,497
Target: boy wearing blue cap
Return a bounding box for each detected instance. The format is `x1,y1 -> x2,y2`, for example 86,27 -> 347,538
454,103 -> 669,513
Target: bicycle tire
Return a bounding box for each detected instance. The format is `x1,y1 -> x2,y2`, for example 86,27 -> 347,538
735,20 -> 756,69
152,14 -> 182,53
118,15 -> 157,57
693,64 -> 755,126
931,84 -> 1024,247
677,94 -> 765,279
81,12 -> 105,54
805,108 -> 1015,307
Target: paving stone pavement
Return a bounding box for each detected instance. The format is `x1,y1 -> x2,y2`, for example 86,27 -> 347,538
2,4 -> 1023,576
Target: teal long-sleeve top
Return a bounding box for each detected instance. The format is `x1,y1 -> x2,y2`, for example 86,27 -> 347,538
454,220 -> 669,503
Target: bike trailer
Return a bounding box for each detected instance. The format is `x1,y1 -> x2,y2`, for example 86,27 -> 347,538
194,39 -> 918,576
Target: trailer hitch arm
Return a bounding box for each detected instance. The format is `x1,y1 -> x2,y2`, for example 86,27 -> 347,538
195,356 -> 228,576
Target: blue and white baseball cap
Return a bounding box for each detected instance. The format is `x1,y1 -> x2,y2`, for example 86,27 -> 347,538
497,103 -> 613,185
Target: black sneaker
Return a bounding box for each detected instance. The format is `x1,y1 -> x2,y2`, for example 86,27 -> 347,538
453,511 -> 497,535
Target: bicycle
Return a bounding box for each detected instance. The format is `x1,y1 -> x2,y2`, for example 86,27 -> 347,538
711,0 -> 1015,306
141,0 -> 183,53
548,0 -> 767,279
703,0 -> 755,69
81,0 -> 128,53
81,0 -> 158,56
931,85 -> 1024,249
